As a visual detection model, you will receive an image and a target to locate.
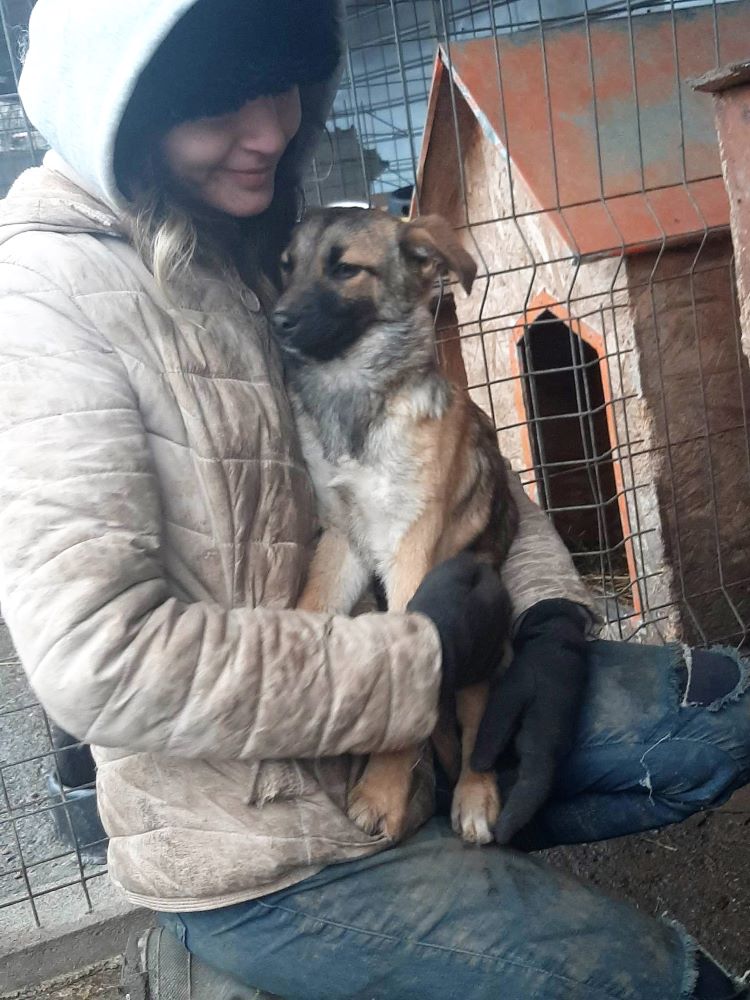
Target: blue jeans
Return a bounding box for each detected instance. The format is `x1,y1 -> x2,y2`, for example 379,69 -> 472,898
160,640 -> 749,999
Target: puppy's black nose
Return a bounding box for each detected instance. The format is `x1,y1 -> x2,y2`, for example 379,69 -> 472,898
272,309 -> 298,335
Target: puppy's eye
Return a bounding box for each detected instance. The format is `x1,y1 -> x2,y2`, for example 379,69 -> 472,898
280,256 -> 294,274
332,262 -> 363,280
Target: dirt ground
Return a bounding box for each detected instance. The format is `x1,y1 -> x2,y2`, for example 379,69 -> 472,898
1,960 -> 121,1000
7,806 -> 748,999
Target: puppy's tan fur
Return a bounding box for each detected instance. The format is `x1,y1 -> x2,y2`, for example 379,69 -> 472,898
274,209 -> 518,844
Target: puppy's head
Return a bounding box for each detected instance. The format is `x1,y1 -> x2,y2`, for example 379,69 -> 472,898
272,208 -> 476,363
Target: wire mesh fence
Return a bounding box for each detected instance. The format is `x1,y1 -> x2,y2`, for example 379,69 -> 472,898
0,0 -> 748,943
0,0 -> 44,197
308,0 -> 750,650
0,626 -> 109,937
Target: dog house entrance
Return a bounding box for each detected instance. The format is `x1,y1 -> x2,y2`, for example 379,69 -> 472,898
518,311 -> 625,572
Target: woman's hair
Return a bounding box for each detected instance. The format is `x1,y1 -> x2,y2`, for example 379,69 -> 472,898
128,183 -> 200,291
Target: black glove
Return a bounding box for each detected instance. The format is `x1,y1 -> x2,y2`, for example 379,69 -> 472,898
470,598 -> 589,845
407,552 -> 512,703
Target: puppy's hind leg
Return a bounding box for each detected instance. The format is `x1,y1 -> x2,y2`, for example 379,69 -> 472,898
300,531 -> 418,839
298,528 -> 370,615
347,510 -> 444,841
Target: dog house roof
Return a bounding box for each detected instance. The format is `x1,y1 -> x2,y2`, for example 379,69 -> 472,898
415,4 -> 750,259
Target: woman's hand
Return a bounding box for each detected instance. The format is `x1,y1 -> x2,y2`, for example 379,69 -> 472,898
407,553 -> 512,703
470,599 -> 589,844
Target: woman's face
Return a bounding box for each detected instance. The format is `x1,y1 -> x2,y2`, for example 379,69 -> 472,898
161,87 -> 302,217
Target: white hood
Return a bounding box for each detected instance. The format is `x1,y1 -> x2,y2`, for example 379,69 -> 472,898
19,0 -> 342,211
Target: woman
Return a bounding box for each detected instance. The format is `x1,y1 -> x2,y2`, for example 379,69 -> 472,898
1,1 -> 747,997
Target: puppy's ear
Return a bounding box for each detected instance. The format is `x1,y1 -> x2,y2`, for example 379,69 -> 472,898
399,215 -> 477,294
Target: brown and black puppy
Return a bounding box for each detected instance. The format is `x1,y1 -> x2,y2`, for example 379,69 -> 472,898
273,208 -> 518,844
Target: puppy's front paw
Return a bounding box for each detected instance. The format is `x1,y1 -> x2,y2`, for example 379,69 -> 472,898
451,770 -> 500,845
348,776 -> 408,841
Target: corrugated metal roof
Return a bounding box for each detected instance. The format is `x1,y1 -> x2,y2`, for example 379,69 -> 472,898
417,3 -> 750,257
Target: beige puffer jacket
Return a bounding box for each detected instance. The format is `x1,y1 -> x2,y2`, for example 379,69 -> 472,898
0,163 -> 595,911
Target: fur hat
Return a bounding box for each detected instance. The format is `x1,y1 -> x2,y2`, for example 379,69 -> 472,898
121,0 -> 341,135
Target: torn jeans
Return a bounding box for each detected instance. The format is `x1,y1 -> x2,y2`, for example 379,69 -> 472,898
515,638 -> 750,847
158,639 -> 749,999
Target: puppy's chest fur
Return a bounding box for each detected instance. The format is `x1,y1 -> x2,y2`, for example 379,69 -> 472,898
292,375 -> 450,574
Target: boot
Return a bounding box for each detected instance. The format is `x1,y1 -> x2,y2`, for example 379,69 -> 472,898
120,927 -> 281,1000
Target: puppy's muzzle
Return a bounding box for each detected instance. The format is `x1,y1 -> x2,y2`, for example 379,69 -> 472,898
272,309 -> 300,338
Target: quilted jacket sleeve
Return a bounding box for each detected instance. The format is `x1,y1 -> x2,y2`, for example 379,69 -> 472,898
0,264 -> 442,759
501,465 -> 599,632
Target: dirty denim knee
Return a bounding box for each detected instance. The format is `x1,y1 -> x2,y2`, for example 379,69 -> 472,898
160,818 -> 723,1000
522,640 -> 750,847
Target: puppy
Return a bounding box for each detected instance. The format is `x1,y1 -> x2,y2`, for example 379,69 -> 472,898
273,209 -> 518,844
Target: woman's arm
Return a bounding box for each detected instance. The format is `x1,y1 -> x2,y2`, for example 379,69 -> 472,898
501,465 -> 599,630
0,264 -> 442,760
